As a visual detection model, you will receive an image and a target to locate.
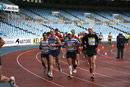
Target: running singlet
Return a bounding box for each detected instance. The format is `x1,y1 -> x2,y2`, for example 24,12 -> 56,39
74,35 -> 80,51
108,34 -> 112,39
65,38 -> 79,52
74,35 -> 78,39
99,34 -> 103,39
55,33 -> 61,38
41,40 -> 49,54
125,34 -> 130,39
48,36 -> 58,50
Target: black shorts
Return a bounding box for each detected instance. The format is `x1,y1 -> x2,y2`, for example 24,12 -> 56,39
48,49 -> 60,57
126,39 -> 129,43
41,54 -> 49,60
99,38 -> 102,40
67,52 -> 76,59
86,49 -> 97,57
0,56 -> 1,65
108,39 -> 111,42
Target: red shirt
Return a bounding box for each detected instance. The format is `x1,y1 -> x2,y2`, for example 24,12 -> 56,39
74,35 -> 79,51
74,35 -> 78,39
55,33 -> 61,38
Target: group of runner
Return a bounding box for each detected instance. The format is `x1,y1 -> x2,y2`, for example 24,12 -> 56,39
39,27 -> 99,80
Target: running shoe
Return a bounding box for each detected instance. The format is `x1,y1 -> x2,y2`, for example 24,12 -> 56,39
73,69 -> 77,73
91,73 -> 95,81
10,76 -> 17,87
68,74 -> 73,78
76,61 -> 79,66
48,72 -> 54,78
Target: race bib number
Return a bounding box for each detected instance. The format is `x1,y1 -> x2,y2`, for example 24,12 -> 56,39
68,42 -> 75,50
68,46 -> 75,50
88,37 -> 95,45
42,47 -> 49,53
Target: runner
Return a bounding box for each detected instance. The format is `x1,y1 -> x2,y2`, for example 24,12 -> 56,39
61,33 -> 67,58
99,32 -> 103,46
71,29 -> 82,73
0,37 -> 17,87
55,28 -> 64,58
81,32 -> 87,59
39,32 -> 49,73
125,32 -> 130,45
108,32 -> 112,47
55,28 -> 64,41
82,27 -> 99,80
64,31 -> 80,78
48,29 -> 62,78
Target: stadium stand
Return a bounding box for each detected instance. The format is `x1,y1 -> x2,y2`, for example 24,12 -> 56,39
1,0 -> 130,87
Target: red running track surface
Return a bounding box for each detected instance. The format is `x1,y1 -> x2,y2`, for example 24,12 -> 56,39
2,43 -> 130,87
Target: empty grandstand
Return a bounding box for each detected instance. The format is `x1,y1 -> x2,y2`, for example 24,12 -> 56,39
1,0 -> 130,87
0,0 -> 130,46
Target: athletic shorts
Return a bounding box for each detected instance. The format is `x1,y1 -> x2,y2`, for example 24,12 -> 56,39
67,52 -> 76,59
108,39 -> 111,42
99,38 -> 102,40
0,56 -> 1,65
41,54 -> 49,60
126,39 -> 129,43
48,49 -> 60,57
86,49 -> 97,57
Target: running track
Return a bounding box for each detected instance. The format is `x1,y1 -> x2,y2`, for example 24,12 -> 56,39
1,43 -> 130,87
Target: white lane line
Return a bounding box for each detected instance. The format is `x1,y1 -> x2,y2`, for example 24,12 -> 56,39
111,48 -> 130,62
0,48 -> 37,87
98,53 -> 130,68
101,47 -> 130,63
61,61 -> 130,83
36,52 -> 107,87
16,50 -> 64,87
59,60 -> 130,84
79,59 -> 130,75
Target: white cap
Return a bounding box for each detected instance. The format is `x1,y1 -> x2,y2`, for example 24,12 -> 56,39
67,31 -> 72,35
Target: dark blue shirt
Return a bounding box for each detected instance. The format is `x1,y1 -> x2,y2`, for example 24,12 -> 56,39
117,34 -> 125,48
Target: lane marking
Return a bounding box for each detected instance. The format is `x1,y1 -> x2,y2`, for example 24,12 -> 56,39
60,60 -> 130,83
16,50 -> 64,87
36,52 -> 107,87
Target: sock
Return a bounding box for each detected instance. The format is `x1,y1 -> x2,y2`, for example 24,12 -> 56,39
73,65 -> 77,69
62,51 -> 65,57
9,79 -> 12,83
68,65 -> 72,75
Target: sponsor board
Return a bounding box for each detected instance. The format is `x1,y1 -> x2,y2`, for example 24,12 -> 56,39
0,4 -> 3,10
32,38 -> 42,44
3,38 -> 32,47
3,4 -> 19,12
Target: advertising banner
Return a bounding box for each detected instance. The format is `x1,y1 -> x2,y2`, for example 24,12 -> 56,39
3,4 -> 19,12
0,4 -> 3,10
3,38 -> 32,47
32,38 -> 42,45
